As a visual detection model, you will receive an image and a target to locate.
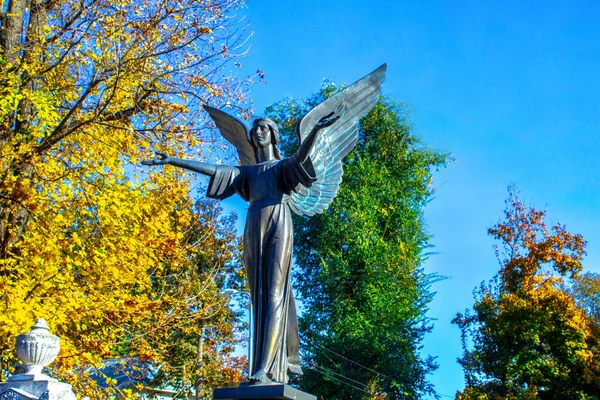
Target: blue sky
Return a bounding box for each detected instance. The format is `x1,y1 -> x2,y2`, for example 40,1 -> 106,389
217,1 -> 600,397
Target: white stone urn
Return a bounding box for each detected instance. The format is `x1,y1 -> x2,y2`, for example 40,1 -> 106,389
13,319 -> 60,381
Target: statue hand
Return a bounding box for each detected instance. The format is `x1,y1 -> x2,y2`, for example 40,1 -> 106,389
313,112 -> 340,133
141,151 -> 171,166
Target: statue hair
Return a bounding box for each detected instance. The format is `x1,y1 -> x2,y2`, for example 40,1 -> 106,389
248,118 -> 283,160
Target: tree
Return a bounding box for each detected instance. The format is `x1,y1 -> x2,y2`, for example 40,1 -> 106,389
140,199 -> 247,399
1,0 -> 257,250
453,188 -> 600,400
265,83 -> 450,399
572,272 -> 600,323
66,199 -> 247,399
0,0 -> 253,397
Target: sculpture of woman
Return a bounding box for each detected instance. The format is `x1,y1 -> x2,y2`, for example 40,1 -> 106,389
142,65 -> 386,384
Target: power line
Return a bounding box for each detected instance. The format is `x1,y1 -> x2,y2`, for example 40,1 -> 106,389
309,365 -> 374,396
301,342 -> 387,398
313,364 -> 369,389
304,340 -> 456,400
305,340 -> 391,379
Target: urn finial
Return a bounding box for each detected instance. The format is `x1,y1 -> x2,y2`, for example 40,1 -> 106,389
12,318 -> 60,381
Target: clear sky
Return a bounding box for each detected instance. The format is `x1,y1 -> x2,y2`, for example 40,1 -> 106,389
219,1 -> 600,398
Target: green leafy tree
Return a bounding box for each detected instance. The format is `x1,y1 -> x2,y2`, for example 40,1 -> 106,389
571,271 -> 600,399
453,188 -> 600,400
265,83 -> 450,399
572,272 -> 600,323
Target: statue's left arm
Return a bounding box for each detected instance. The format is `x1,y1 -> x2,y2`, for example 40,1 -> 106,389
278,113 -> 339,196
294,112 -> 339,163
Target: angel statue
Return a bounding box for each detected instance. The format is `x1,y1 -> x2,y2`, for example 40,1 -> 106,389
142,64 -> 386,385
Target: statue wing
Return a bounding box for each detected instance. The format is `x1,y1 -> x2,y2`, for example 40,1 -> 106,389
203,105 -> 256,166
288,64 -> 387,217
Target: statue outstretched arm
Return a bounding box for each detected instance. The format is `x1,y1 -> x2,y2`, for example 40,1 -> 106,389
141,152 -> 217,176
295,112 -> 339,163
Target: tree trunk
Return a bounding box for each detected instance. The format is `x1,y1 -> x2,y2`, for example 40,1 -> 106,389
0,0 -> 39,257
0,161 -> 34,259
0,0 -> 28,65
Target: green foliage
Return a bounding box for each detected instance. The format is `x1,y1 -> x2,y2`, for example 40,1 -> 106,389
453,188 -> 600,400
572,272 -> 600,323
265,83 -> 450,399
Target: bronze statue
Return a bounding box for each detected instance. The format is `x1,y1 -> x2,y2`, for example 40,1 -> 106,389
142,65 -> 386,384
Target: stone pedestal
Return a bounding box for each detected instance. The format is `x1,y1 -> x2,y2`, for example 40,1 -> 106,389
213,384 -> 316,400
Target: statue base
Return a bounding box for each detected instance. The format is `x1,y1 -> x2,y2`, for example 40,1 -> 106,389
213,384 -> 316,400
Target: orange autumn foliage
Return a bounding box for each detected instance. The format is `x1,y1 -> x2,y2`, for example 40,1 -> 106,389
454,188 -> 600,399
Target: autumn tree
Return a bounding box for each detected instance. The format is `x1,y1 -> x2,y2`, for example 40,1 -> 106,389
139,199 -> 247,399
265,83 -> 449,399
66,198 -> 247,399
0,0 -> 254,397
453,188 -> 600,400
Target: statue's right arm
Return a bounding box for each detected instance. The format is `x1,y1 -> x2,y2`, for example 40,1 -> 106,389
141,152 -> 217,176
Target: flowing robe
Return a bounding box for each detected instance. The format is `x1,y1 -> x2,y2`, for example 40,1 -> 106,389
206,155 -> 316,383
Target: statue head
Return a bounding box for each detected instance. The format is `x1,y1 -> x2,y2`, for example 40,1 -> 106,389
248,118 -> 282,160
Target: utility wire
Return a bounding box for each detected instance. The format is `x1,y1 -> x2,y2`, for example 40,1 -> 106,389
309,365 -> 374,396
301,347 -> 372,392
305,340 -> 391,379
312,364 -> 369,389
315,363 -> 455,400
301,342 -> 384,398
303,339 -> 457,399
305,340 -> 456,399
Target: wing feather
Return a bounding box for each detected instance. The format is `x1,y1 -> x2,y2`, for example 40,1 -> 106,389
289,64 -> 386,216
203,105 -> 255,166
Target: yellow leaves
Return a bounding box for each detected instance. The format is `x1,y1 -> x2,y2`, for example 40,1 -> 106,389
0,119 -> 201,393
171,103 -> 190,113
190,74 -> 211,89
0,89 -> 24,116
1,0 -> 252,395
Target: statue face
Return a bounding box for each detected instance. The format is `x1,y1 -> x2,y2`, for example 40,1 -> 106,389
252,120 -> 272,149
